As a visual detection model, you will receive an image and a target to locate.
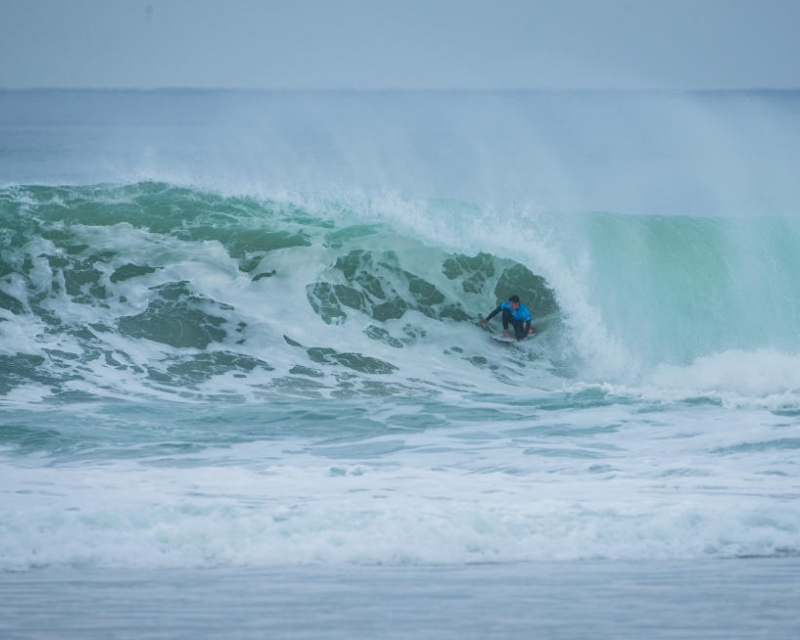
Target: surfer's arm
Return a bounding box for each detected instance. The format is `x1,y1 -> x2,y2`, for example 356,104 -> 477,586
481,306 -> 502,323
521,305 -> 534,334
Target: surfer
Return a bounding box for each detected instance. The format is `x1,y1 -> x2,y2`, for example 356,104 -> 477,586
479,295 -> 536,340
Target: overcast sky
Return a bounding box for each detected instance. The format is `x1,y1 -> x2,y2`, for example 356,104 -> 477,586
2,0 -> 799,90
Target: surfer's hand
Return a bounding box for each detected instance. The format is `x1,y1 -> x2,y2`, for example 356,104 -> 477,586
479,318 -> 488,325
529,327 -> 535,334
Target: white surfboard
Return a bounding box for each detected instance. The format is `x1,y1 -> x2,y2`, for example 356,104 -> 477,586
490,335 -> 517,344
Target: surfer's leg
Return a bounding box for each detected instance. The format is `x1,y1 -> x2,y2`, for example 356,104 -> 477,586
501,308 -> 512,330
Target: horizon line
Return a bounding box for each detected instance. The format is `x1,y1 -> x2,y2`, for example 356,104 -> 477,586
2,85 -> 800,94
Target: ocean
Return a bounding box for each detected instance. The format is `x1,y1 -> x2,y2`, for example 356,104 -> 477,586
1,88 -> 799,638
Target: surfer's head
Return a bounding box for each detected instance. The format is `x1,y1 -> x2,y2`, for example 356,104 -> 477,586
508,294 -> 520,310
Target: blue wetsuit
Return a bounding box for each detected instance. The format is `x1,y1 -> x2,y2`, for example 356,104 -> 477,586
485,301 -> 532,340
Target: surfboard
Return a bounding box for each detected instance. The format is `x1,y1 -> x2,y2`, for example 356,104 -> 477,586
490,329 -> 538,345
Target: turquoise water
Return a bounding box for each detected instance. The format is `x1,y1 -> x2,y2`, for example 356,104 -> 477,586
1,89 -> 799,636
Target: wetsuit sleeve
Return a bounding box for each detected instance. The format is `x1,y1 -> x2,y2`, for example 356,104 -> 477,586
521,304 -> 532,333
485,306 -> 502,321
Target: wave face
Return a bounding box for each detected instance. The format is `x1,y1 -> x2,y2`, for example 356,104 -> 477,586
1,181 -> 799,403
0,182 -> 567,401
1,90 -> 800,572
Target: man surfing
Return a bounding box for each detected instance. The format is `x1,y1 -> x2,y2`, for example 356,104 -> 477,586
479,295 -> 536,340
